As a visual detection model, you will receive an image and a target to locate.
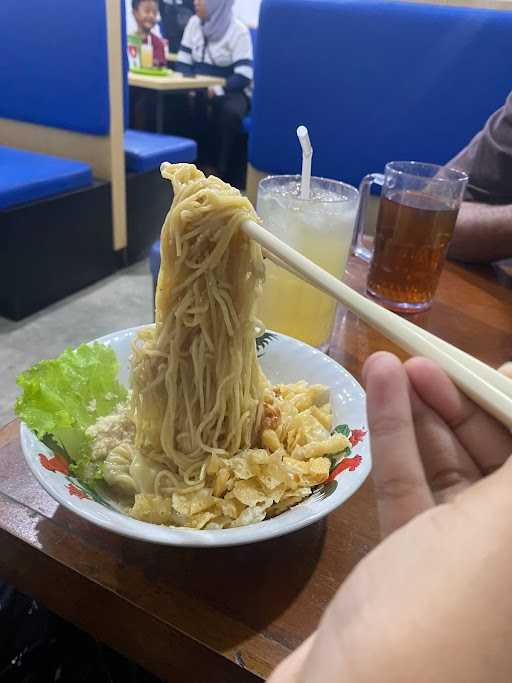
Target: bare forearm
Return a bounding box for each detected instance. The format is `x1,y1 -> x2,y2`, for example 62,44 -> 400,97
448,201 -> 512,263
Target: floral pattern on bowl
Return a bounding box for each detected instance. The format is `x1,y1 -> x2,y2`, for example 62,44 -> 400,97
20,326 -> 372,548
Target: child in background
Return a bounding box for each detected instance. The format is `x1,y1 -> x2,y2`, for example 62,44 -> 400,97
175,0 -> 253,185
132,0 -> 166,67
130,0 -> 167,130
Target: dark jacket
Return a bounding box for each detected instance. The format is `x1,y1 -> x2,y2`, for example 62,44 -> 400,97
158,0 -> 195,52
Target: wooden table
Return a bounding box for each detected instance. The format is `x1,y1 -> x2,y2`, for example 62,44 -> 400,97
128,71 -> 226,133
1,259 -> 511,682
494,258 -> 512,287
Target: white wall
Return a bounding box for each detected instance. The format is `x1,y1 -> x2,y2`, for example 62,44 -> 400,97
126,0 -> 136,35
233,0 -> 261,26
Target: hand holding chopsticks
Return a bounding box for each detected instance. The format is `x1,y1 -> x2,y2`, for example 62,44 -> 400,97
242,219 -> 512,430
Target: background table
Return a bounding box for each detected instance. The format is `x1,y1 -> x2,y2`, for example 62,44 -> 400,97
1,258 -> 511,682
128,71 -> 226,133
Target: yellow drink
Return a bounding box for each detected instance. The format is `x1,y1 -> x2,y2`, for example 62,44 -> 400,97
259,233 -> 352,347
141,42 -> 154,68
257,176 -> 358,349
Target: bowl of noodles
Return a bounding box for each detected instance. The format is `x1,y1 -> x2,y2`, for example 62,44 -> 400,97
16,164 -> 371,547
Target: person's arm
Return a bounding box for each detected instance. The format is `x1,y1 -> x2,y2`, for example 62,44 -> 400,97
448,201 -> 512,263
224,26 -> 253,93
174,17 -> 195,75
444,93 -> 512,263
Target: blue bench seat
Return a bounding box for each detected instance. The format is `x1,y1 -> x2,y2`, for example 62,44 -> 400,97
124,130 -> 197,173
0,146 -> 92,210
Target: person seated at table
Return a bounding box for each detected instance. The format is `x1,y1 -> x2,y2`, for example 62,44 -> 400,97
132,0 -> 167,66
130,0 -> 168,130
174,0 -> 253,185
448,92 -> 512,264
159,0 -> 195,53
269,351 -> 512,683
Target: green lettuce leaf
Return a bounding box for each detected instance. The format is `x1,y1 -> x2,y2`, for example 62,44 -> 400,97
15,343 -> 127,482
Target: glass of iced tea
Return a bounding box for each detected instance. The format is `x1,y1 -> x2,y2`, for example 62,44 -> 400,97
352,161 -> 468,313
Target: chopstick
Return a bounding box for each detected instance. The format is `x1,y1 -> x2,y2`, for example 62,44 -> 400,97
261,246 -> 512,401
245,220 -> 512,430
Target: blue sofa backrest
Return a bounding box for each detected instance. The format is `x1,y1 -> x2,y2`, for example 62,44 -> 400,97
0,0 -> 128,135
250,27 -> 258,56
250,0 -> 512,186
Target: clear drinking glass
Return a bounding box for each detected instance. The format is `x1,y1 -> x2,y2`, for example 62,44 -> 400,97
257,175 -> 359,350
352,161 -> 468,313
140,42 -> 154,68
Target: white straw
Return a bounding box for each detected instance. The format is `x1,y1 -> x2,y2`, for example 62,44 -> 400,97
297,125 -> 313,200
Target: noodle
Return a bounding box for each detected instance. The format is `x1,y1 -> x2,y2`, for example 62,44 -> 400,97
130,164 -> 266,489
87,164 -> 353,529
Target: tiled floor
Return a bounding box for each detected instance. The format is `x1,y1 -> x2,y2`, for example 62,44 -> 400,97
0,260 -> 154,428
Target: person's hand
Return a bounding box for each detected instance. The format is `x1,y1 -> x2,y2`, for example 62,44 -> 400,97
269,352 -> 512,683
498,361 -> 512,380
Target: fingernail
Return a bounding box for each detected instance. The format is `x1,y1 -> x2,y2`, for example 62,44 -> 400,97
362,351 -> 395,386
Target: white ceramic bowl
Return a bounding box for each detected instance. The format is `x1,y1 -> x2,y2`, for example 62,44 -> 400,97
20,327 -> 371,547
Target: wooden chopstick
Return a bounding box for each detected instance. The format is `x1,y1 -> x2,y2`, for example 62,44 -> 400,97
261,246 -> 512,401
246,220 -> 512,429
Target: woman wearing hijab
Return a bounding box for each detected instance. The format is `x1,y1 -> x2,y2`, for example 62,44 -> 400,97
175,0 -> 253,185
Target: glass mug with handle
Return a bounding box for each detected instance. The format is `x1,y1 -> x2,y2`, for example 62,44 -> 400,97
352,161 -> 468,313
